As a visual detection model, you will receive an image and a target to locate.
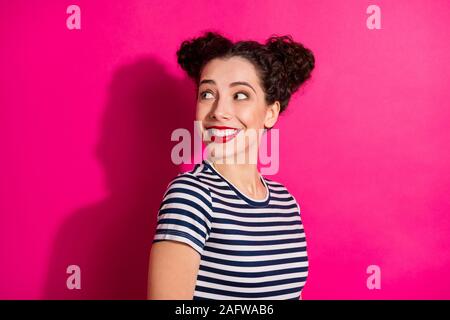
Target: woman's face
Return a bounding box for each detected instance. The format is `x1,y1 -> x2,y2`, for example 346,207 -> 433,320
195,56 -> 280,163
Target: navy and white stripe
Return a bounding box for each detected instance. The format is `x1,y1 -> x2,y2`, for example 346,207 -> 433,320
153,159 -> 308,300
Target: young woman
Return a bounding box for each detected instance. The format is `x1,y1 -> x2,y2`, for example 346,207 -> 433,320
147,31 -> 315,300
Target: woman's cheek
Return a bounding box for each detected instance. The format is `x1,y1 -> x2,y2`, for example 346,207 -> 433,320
235,106 -> 254,125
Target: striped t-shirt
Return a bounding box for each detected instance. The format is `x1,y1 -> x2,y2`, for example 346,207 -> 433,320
152,159 -> 308,300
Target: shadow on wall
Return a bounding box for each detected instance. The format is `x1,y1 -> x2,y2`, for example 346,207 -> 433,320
44,56 -> 196,299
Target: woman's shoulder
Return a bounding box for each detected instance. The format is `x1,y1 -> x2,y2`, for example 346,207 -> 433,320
164,170 -> 213,205
263,176 -> 291,191
264,177 -> 300,204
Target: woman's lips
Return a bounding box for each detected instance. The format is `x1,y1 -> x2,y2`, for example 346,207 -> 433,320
204,126 -> 242,143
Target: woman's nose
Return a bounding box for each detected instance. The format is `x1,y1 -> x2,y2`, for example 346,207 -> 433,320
210,98 -> 232,120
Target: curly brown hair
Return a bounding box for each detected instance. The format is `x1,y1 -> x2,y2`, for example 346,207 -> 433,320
176,31 -> 315,113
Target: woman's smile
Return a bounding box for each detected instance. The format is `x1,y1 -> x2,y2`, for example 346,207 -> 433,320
204,125 -> 243,143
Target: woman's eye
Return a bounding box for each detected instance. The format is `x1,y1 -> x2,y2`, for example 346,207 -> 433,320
235,92 -> 248,100
200,91 -> 214,100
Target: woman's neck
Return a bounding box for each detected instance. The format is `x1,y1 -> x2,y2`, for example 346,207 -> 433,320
210,161 -> 267,200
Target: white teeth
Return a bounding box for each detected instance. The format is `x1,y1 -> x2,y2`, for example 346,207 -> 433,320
206,128 -> 238,137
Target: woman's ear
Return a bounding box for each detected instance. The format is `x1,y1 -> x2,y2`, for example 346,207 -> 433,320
264,101 -> 281,129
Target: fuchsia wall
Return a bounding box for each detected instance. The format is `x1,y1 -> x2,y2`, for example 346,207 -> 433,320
1,0 -> 449,299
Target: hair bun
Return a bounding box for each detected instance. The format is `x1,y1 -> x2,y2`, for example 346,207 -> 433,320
265,35 -> 315,95
176,31 -> 233,81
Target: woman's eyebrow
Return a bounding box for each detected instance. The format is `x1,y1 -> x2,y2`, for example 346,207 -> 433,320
199,79 -> 256,94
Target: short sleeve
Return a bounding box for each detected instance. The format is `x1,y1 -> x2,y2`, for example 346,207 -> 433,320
290,193 -> 307,245
152,173 -> 213,256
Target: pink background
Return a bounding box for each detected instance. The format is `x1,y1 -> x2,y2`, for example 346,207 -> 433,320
1,0 -> 449,299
